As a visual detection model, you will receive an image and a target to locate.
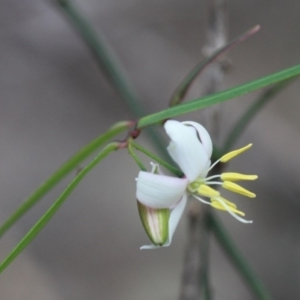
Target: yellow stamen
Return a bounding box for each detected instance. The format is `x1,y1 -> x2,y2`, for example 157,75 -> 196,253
211,200 -> 245,216
220,144 -> 252,163
221,172 -> 258,181
222,181 -> 256,198
212,196 -> 237,208
197,184 -> 220,197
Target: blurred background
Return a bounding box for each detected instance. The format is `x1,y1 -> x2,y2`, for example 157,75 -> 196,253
0,0 -> 300,299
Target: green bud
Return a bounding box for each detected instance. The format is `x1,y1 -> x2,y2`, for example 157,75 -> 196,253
137,201 -> 170,246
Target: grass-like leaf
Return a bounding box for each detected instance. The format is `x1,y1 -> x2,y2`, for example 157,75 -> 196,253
0,122 -> 130,239
55,0 -> 170,163
138,63 -> 300,128
0,142 -> 119,273
210,211 -> 272,300
223,77 -> 298,152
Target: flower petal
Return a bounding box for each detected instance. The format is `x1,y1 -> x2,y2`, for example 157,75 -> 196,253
164,192 -> 187,246
164,120 -> 210,182
136,171 -> 188,208
140,192 -> 187,249
182,121 -> 213,158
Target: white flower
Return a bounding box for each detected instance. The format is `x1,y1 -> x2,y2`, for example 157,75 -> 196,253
136,163 -> 188,249
136,120 -> 258,249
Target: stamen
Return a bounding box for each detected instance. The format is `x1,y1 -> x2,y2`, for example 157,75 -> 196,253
220,144 -> 252,163
222,181 -> 256,198
221,172 -> 258,181
204,181 -> 222,186
211,201 -> 245,216
207,158 -> 221,172
197,184 -> 220,197
193,195 -> 252,223
193,195 -> 214,205
205,174 -> 221,181
212,196 -> 253,223
212,196 -> 237,208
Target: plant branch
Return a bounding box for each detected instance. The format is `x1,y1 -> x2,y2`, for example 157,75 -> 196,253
180,1 -> 227,297
138,63 -> 300,128
0,142 -> 119,273
54,0 -> 170,162
0,121 -> 130,239
179,203 -> 209,300
169,25 -> 259,107
128,141 -> 147,171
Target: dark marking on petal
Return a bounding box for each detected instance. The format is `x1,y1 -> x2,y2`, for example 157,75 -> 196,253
185,124 -> 202,144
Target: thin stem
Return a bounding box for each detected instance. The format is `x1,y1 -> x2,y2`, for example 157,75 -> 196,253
179,202 -> 208,300
55,0 -> 170,163
128,141 -> 147,171
0,121 -> 130,239
130,141 -> 183,177
0,142 -> 119,273
169,25 -> 259,107
209,211 -> 273,300
223,77 -> 298,152
56,0 -> 142,117
201,212 -> 212,300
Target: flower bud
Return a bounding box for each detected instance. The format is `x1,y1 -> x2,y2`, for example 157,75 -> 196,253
137,201 -> 170,246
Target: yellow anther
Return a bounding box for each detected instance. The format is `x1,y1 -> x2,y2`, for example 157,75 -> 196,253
220,144 -> 252,163
222,181 -> 256,198
211,200 -> 245,216
197,184 -> 220,197
221,172 -> 258,181
212,196 -> 237,208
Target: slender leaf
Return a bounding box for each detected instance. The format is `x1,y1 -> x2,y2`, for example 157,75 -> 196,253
0,142 -> 119,273
0,121 -> 130,238
210,212 -> 272,300
138,63 -> 300,128
223,77 -> 297,152
55,0 -> 170,163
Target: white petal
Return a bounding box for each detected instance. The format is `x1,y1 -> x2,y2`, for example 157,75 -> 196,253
164,120 -> 210,182
182,121 -> 213,158
140,193 -> 187,250
140,244 -> 161,250
164,192 -> 187,246
136,171 -> 188,208
199,159 -> 211,178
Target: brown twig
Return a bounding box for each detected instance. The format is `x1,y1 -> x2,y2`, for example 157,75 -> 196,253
179,1 -> 228,299
179,203 -> 210,300
201,0 -> 228,138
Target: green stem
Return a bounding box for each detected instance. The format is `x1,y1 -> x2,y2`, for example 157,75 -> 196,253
0,121 -> 130,238
128,141 -> 147,171
223,77 -> 297,152
210,212 -> 272,300
0,142 -> 119,273
169,25 -> 260,107
138,63 -> 300,128
55,0 -> 170,163
130,141 -> 183,177
56,0 -> 141,117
